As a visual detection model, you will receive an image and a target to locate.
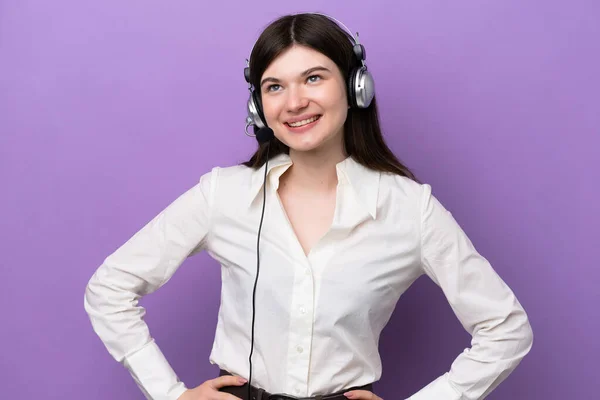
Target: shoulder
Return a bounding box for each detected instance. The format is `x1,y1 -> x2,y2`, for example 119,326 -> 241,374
206,163 -> 253,180
200,162 -> 255,191
379,173 -> 457,232
197,162 -> 258,209
379,172 -> 430,205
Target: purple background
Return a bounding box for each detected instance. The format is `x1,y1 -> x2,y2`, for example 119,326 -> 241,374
1,1 -> 597,398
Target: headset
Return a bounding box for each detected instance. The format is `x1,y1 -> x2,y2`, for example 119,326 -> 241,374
243,13 -> 375,399
244,12 -> 375,139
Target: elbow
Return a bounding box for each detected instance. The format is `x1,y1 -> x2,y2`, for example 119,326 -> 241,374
502,307 -> 534,364
83,262 -> 144,320
485,306 -> 534,363
83,270 -> 102,317
520,314 -> 534,358
83,265 -> 115,317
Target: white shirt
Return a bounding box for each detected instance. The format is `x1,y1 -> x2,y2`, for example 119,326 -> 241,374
84,153 -> 533,400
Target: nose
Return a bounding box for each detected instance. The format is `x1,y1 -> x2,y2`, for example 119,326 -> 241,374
285,85 -> 309,112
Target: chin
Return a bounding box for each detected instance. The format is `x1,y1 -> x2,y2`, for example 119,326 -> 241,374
278,132 -> 323,151
288,137 -> 343,156
287,144 -> 322,154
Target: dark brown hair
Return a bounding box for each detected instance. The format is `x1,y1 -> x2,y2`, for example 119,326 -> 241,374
241,13 -> 418,182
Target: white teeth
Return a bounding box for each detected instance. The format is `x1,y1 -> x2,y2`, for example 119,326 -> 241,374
287,115 -> 320,127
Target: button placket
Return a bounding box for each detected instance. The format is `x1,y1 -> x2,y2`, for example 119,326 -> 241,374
285,261 -> 314,395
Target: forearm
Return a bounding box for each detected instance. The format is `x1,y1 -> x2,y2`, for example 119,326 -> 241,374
84,262 -> 188,399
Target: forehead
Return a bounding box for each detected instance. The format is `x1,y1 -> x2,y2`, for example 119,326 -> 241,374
262,45 -> 337,79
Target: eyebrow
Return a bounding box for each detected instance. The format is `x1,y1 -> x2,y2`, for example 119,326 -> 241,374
260,66 -> 331,88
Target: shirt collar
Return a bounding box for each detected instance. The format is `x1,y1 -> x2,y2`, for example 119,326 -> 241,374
248,153 -> 380,219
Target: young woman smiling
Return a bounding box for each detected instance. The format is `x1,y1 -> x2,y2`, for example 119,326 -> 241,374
85,12 -> 533,400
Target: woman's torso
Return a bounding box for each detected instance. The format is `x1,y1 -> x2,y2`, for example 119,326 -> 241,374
203,154 -> 425,396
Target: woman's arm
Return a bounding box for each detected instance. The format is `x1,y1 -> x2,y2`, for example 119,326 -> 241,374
84,168 -> 217,400
407,184 -> 533,400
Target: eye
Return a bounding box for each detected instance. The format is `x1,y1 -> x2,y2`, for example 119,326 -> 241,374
266,84 -> 281,92
307,75 -> 322,83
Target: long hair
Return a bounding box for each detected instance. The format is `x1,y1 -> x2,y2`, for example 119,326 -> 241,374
241,13 -> 418,182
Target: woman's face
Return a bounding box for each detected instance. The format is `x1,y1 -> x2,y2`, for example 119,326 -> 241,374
259,45 -> 348,155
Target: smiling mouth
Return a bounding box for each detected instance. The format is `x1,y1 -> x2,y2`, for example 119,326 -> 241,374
285,115 -> 322,127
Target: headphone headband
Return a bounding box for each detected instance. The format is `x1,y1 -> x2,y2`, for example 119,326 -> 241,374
245,12 -> 366,86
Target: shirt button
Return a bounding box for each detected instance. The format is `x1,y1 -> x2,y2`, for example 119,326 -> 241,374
296,387 -> 303,395
300,307 -> 306,314
304,268 -> 310,275
296,345 -> 303,353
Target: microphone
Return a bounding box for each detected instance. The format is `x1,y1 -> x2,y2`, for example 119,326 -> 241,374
255,127 -> 274,144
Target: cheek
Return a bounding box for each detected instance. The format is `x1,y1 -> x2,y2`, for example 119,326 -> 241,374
317,83 -> 348,114
260,96 -> 280,125
320,88 -> 348,126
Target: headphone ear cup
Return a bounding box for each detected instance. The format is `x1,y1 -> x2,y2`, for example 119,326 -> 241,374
247,90 -> 267,129
353,67 -> 375,109
347,68 -> 358,108
253,91 -> 267,127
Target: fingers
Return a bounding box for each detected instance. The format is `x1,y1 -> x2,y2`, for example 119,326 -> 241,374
210,375 -> 248,389
344,390 -> 382,400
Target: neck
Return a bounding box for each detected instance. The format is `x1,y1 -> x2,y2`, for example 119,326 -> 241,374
282,145 -> 348,193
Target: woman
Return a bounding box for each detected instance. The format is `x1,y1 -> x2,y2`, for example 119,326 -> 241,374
84,13 -> 533,400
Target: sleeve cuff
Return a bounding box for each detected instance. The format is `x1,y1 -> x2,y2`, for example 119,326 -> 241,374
406,373 -> 462,400
122,339 -> 188,400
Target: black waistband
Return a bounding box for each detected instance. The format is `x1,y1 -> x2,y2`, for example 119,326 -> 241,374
218,369 -> 374,400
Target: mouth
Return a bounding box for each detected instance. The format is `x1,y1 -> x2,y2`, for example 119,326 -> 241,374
284,115 -> 322,132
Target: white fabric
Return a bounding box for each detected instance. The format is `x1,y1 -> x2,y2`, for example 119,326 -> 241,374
84,153 -> 533,400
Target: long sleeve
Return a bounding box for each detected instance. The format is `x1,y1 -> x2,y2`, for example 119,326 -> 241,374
408,184 -> 533,400
84,169 -> 217,400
